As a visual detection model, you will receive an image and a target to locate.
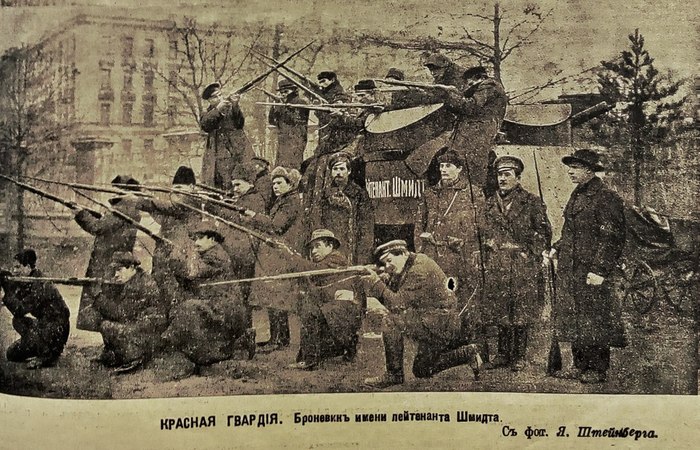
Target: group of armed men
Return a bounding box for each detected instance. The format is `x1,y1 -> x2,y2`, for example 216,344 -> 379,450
0,52 -> 626,388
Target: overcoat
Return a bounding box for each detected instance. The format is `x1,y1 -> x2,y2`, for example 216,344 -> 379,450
554,176 -> 626,346
269,91 -> 309,169
74,202 -> 140,331
482,186 -> 552,326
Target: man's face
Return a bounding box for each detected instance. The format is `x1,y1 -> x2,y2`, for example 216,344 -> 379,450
566,163 -> 593,184
379,251 -> 408,275
497,169 -> 520,192
427,65 -> 447,82
354,91 -> 375,104
331,162 -> 350,185
439,162 -> 462,182
231,179 -> 252,197
171,184 -> 194,204
194,234 -> 216,252
252,162 -> 266,174
309,239 -> 334,263
279,87 -> 295,98
272,177 -> 291,196
207,91 -> 223,107
114,265 -> 137,283
318,78 -> 334,89
11,261 -> 32,277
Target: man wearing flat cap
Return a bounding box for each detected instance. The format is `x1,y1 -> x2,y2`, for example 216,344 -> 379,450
423,53 -> 507,196
1,249 -> 70,369
360,240 -> 481,388
163,222 -> 254,371
268,79 -> 309,170
546,149 -> 626,384
200,81 -> 254,189
92,252 -> 166,373
482,156 -> 551,371
308,151 -> 375,264
415,147 -> 484,326
290,229 -> 363,370
73,174 -> 142,331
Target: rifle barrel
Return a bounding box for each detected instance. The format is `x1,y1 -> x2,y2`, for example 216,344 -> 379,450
0,174 -> 101,216
233,41 -> 315,95
251,55 -> 328,104
200,265 -> 371,287
24,175 -> 150,197
7,276 -> 118,286
375,78 -> 453,90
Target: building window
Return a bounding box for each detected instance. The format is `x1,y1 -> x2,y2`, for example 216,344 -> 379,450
145,39 -> 155,58
99,67 -> 111,90
122,36 -> 134,60
122,139 -> 132,159
168,40 -> 178,59
122,102 -> 133,125
143,100 -> 155,127
100,103 -> 111,126
144,71 -> 154,93
123,70 -> 133,91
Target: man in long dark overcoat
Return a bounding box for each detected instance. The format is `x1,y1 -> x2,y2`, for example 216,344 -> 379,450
548,149 -> 626,384
268,79 -> 309,170
482,156 -> 551,371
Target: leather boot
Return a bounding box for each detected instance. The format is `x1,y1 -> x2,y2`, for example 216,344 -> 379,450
434,344 -> 483,380
484,326 -> 511,369
365,331 -> 404,388
511,326 -> 528,371
277,310 -> 290,347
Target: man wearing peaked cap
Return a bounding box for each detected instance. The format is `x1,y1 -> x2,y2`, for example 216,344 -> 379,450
385,67 -> 405,81
547,147 -> 625,384
74,172 -> 142,331
93,251 -> 165,374
1,248 -> 69,370
269,73 -> 309,170
291,228 -> 361,370
481,154 -> 551,371
360,240 -> 482,388
200,79 -> 254,189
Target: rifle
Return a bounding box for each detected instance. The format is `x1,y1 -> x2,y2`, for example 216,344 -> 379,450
196,183 -> 229,196
255,86 -> 283,102
6,276 -> 120,286
173,200 -> 298,257
231,41 -> 315,95
23,175 -> 151,198
251,54 -> 328,104
74,190 -> 173,246
200,265 -> 373,287
532,150 -> 562,374
0,174 -> 101,217
257,102 -> 384,111
249,47 -> 321,92
375,78 -> 455,91
112,183 -> 247,214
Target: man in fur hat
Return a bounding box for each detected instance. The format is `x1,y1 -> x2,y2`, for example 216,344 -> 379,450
73,174 -> 141,331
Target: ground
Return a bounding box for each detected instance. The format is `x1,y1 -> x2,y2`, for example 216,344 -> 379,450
1,282 -> 697,399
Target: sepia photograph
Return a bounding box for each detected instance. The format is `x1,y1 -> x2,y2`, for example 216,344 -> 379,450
0,0 -> 697,447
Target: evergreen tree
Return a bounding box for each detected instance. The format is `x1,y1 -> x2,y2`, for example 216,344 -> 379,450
596,28 -> 684,205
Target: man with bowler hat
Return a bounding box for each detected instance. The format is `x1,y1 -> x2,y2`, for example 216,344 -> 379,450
545,149 -> 625,383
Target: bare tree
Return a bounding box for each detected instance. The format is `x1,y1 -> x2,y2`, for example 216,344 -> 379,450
0,43 -> 71,253
150,17 -> 266,126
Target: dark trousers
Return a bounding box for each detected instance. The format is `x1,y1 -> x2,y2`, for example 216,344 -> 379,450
382,329 -> 464,379
6,315 -> 69,364
268,308 -> 290,346
572,344 -> 610,373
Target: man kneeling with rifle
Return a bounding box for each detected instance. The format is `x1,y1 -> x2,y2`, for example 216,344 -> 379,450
0,250 -> 70,369
361,240 -> 482,389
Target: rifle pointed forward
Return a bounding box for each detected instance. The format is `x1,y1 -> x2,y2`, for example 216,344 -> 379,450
232,41 -> 315,95
200,265 -> 374,287
0,174 -> 101,217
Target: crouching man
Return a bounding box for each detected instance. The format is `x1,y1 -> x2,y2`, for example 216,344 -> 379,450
290,229 -> 362,370
0,249 -> 70,369
361,240 -> 481,389
93,251 -> 166,373
163,223 -> 254,370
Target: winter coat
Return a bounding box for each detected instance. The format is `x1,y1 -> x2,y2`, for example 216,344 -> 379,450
200,100 -> 254,189
482,185 -> 552,326
415,176 -> 483,298
74,202 -> 140,331
554,176 -> 626,346
95,269 -> 166,363
269,92 -> 309,169
309,180 -> 375,264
